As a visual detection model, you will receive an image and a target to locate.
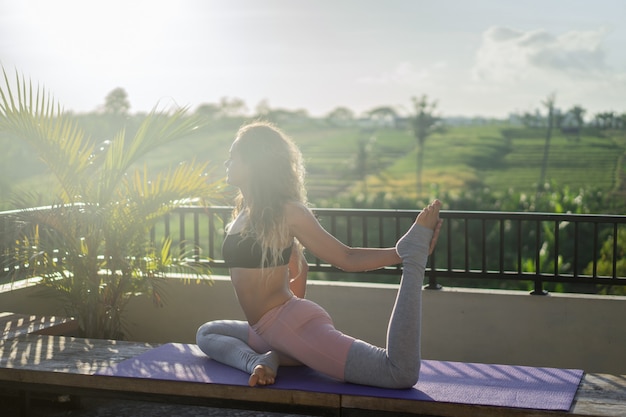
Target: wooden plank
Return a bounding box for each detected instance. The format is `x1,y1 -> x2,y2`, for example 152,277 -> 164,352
341,372 -> 626,417
340,400 -> 530,417
0,312 -> 78,340
340,396 -> 564,417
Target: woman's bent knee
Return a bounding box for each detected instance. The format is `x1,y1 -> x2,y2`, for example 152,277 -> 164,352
196,320 -> 228,343
196,321 -> 213,344
196,320 -> 249,345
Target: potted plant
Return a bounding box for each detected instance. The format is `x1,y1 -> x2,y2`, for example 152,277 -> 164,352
0,69 -> 223,339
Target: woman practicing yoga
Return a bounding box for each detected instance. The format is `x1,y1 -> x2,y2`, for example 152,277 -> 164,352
196,121 -> 442,389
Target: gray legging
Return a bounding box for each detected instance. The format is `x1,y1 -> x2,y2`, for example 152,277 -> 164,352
196,222 -> 432,388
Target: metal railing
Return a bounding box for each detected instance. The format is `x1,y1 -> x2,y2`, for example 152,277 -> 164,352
2,205 -> 624,293
156,206 -> 626,294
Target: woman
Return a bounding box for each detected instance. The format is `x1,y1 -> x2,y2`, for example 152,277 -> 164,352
196,121 -> 442,388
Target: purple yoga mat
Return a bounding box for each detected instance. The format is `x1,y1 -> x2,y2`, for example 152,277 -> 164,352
97,343 -> 583,411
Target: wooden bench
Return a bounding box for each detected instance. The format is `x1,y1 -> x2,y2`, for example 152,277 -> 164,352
0,334 -> 625,417
1,312 -> 78,340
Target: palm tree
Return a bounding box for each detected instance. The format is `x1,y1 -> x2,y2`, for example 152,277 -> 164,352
538,93 -> 556,196
593,111 -> 616,129
354,135 -> 379,195
0,69 -> 223,339
410,95 -> 442,197
567,105 -> 586,141
569,105 -> 586,128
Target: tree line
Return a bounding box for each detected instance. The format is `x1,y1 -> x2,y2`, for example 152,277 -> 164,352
4,85 -> 624,210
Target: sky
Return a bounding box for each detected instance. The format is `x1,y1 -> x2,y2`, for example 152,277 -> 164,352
1,0 -> 625,119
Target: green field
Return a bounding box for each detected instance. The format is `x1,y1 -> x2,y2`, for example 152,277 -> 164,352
3,119 -> 626,212
276,123 -> 624,208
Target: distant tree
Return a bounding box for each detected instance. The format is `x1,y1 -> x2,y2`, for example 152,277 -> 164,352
609,112 -> 618,129
562,105 -> 586,141
218,97 -> 248,118
366,106 -> 398,128
538,93 -> 556,195
568,105 -> 586,128
519,109 -> 546,128
292,109 -> 309,119
253,100 -> 308,124
255,99 -> 272,119
195,103 -> 221,121
593,111 -> 617,129
354,135 -> 379,194
104,87 -> 130,115
266,108 -> 309,124
553,108 -> 564,129
620,113 -> 626,131
410,95 -> 442,196
520,112 -> 537,128
326,106 -> 354,126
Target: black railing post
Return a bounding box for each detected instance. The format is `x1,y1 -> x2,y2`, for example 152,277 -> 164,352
531,219 -> 548,295
425,250 -> 442,290
531,279 -> 548,295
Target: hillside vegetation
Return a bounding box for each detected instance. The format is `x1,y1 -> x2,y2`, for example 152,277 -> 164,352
2,118 -> 625,213
361,124 -> 625,204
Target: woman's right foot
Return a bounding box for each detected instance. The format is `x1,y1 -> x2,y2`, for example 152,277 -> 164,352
396,200 -> 442,261
249,364 -> 276,387
416,200 -> 443,254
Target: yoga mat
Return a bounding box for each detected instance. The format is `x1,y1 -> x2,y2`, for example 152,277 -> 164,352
97,343 -> 583,411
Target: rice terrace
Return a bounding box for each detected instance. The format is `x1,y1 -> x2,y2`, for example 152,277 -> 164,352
2,114 -> 626,213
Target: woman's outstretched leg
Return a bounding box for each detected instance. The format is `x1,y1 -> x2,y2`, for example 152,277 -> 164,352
196,320 -> 280,386
344,200 -> 442,388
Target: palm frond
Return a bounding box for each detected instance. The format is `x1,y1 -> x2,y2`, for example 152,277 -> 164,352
124,162 -> 224,221
0,68 -> 95,202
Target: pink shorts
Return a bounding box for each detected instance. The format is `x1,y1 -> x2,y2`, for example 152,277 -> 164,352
248,296 -> 355,381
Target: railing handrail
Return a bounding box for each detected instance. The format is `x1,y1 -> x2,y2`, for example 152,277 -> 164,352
160,206 -> 626,295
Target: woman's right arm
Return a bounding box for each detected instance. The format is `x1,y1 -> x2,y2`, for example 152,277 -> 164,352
286,202 -> 401,273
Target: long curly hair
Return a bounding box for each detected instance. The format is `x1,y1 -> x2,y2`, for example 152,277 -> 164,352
230,121 -> 307,267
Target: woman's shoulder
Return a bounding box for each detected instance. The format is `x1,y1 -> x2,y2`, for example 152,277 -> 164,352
284,200 -> 313,213
284,201 -> 315,224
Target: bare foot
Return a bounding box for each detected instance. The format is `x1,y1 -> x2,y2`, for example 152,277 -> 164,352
416,200 -> 443,254
248,364 -> 276,387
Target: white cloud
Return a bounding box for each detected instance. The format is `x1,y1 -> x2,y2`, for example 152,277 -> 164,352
472,26 -> 612,82
464,25 -> 626,116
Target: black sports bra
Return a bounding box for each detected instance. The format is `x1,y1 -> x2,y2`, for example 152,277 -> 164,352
222,232 -> 293,268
